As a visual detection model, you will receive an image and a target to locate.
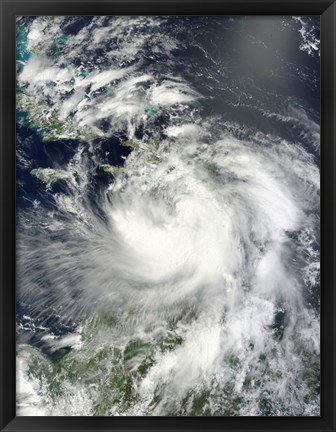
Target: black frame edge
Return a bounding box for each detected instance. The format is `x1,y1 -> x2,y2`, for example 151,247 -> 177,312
0,0 -> 334,16
320,1 -> 336,431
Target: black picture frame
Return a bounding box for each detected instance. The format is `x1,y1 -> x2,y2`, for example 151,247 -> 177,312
1,1 -> 335,431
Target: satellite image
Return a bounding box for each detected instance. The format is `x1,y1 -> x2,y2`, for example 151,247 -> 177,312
16,16 -> 320,416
